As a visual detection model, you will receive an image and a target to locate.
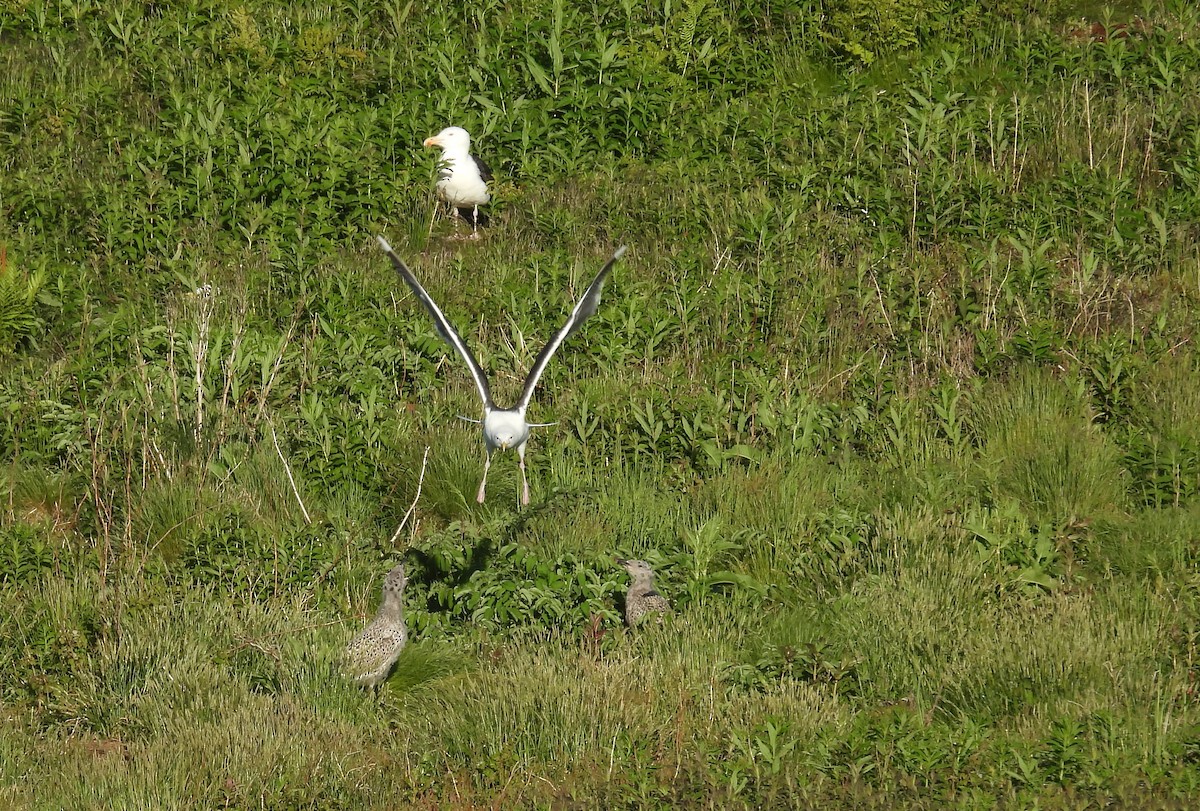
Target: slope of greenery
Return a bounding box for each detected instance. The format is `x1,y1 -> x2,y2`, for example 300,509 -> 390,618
3,0 -> 1200,807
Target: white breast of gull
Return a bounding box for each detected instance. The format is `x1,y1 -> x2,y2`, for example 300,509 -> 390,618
423,126 -> 492,234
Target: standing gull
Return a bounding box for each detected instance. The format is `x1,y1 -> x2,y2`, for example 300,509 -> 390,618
377,237 -> 626,505
343,563 -> 408,689
424,126 -> 492,237
617,558 -> 672,627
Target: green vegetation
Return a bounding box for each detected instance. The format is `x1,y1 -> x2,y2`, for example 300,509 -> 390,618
3,0 -> 1200,806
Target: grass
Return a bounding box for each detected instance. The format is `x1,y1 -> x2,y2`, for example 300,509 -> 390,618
3,0 -> 1200,807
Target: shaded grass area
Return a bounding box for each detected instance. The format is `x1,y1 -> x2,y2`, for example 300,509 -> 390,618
4,0 -> 1200,807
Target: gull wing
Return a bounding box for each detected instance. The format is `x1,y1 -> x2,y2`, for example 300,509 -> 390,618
377,237 -> 493,409
517,246 -> 626,413
472,154 -> 493,183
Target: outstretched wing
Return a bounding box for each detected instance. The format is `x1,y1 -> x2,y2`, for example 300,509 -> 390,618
377,237 -> 493,410
517,245 -> 627,413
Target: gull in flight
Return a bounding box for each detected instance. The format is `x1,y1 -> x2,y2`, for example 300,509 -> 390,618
377,237 -> 626,504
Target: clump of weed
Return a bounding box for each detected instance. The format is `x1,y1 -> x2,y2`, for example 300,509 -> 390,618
976,367 -> 1128,524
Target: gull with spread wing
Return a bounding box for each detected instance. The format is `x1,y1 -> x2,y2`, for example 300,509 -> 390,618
377,237 -> 626,505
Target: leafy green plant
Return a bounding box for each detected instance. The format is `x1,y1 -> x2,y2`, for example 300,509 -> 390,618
408,519 -> 623,635
0,522 -> 54,583
0,254 -> 45,357
966,502 -> 1067,591
818,0 -> 970,66
724,640 -> 859,695
178,511 -> 342,599
727,717 -> 799,786
1040,715 -> 1087,785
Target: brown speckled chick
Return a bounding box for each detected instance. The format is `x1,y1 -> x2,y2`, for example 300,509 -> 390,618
343,564 -> 408,689
617,558 -> 672,627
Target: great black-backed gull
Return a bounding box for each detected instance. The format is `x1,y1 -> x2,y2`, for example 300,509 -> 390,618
423,126 -> 492,237
377,237 -> 626,505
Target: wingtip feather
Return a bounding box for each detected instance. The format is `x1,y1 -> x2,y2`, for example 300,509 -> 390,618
377,236 -> 393,253
613,245 -> 628,260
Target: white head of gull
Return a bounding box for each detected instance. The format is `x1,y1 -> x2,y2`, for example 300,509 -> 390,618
377,237 -> 626,505
423,126 -> 492,236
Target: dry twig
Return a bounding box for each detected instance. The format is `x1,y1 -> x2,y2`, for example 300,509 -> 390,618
389,446 -> 430,547
270,419 -> 311,525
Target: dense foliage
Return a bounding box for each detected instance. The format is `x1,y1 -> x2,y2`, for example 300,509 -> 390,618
3,0 -> 1200,807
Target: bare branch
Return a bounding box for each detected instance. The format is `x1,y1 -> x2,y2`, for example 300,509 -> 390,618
269,419 -> 311,525
389,446 -> 430,548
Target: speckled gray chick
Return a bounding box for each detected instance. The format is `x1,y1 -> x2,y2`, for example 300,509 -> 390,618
617,558 -> 672,627
343,564 -> 408,689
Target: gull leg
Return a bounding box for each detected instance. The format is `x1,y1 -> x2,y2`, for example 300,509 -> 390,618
518,444 -> 530,506
476,451 -> 492,504
469,205 -> 481,240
